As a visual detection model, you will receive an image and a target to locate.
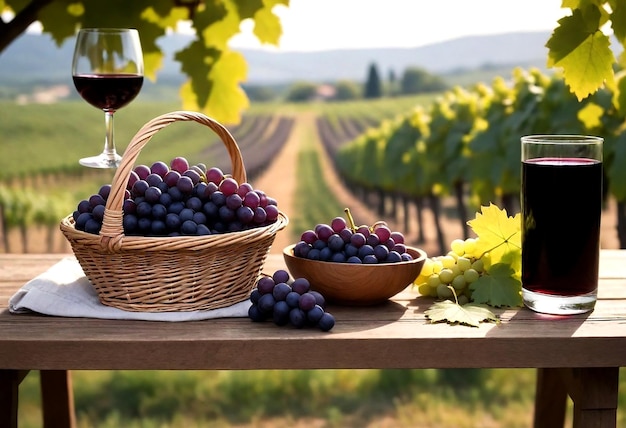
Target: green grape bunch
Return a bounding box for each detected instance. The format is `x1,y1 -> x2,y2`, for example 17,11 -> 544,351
414,238 -> 490,305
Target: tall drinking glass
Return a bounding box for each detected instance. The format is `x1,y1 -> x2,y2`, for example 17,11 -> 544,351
521,135 -> 603,315
72,28 -> 144,168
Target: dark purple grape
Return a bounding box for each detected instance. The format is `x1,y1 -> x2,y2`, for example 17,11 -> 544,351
401,253 -> 413,262
183,169 -> 201,185
315,224 -> 334,242
136,201 -> 152,217
391,231 -> 405,244
344,244 -> 358,258
206,167 -> 224,185
226,193 -> 243,210
203,201 -> 219,219
273,301 -> 290,326
298,292 -> 317,311
98,184 -> 111,199
237,183 -> 254,198
123,199 -> 137,214
363,254 -> 379,264
151,220 -> 167,235
197,224 -> 211,235
181,220 -> 197,235
393,243 -> 407,254
144,186 -> 162,203
339,228 -> 353,243
293,241 -> 311,258
77,199 -> 91,213
265,205 -> 279,222
146,173 -> 163,187
202,182 -> 219,198
164,170 -> 181,187
168,186 -> 183,202
289,308 -> 306,328
195,163 -> 207,173
307,248 -> 321,260
165,213 -> 181,231
313,239 -> 326,250
186,196 -> 202,211
248,304 -> 265,322
252,207 -> 267,224
127,171 -> 140,190
272,269 -> 290,284
386,251 -> 403,263
219,177 -> 239,196
366,233 -> 380,247
310,290 -> 325,308
211,190 -> 226,206
301,230 -> 317,244
291,277 -> 310,294
350,232 -> 366,248
257,293 -> 276,314
318,312 -> 336,332
257,276 -> 275,295
330,217 -> 347,233
307,305 -> 324,323
267,197 -> 278,206
286,291 -> 301,308
151,204 -> 167,220
190,165 -> 206,181
227,219 -> 241,232
123,214 -> 138,234
250,288 -> 261,304
356,225 -> 370,237
347,256 -> 362,264
272,282 -> 292,301
319,247 -> 332,261
373,225 -> 392,242
159,192 -> 172,207
237,206 -> 254,224
134,164 -> 150,180
179,208 -> 194,222
89,194 -> 106,208
194,182 -> 208,199
75,212 -> 92,230
374,244 -> 390,261
243,191 -> 260,209
150,161 -> 169,177
176,176 -> 194,194
156,180 -> 169,193
168,201 -> 185,215
138,217 -> 152,233
358,244 -> 375,259
170,157 -> 189,174
132,179 -> 149,197
331,252 -> 346,263
85,218 -> 101,234
193,211 -> 207,225
255,190 -> 268,207
327,234 -> 345,252
218,206 -> 235,222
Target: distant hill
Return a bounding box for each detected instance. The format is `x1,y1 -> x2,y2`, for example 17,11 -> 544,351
0,31 -> 553,89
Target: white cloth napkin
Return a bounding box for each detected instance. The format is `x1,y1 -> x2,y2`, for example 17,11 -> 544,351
8,257 -> 251,321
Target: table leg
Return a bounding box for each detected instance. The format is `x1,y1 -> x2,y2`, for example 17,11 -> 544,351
534,368 -> 568,428
534,367 -> 619,428
40,370 -> 76,428
0,369 -> 30,428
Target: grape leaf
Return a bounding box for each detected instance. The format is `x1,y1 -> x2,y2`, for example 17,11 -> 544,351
546,5 -> 616,101
470,263 -> 523,308
466,203 -> 521,265
425,300 -> 499,328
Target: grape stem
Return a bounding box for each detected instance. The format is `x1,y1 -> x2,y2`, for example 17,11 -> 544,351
344,207 -> 357,232
448,285 -> 460,305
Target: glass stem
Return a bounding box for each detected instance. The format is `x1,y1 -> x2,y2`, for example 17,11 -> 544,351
103,110 -> 117,160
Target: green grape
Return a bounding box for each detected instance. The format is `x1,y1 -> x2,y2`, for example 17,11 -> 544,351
450,265 -> 462,278
451,274 -> 467,290
427,274 -> 441,289
457,256 -> 472,272
439,268 -> 454,284
436,283 -> 453,299
471,259 -> 484,273
463,268 -> 480,283
421,259 -> 434,277
450,238 -> 465,256
417,283 -> 431,296
441,255 -> 456,269
463,238 -> 477,256
432,260 -> 443,274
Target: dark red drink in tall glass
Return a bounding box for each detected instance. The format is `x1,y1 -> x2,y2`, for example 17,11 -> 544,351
521,136 -> 603,315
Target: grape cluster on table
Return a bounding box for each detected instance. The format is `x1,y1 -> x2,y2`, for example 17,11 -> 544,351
293,216 -> 413,264
72,157 -> 280,236
248,269 -> 336,332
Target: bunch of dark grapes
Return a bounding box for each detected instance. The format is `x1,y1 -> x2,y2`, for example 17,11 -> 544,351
248,269 -> 336,332
72,157 -> 280,236
293,212 -> 413,264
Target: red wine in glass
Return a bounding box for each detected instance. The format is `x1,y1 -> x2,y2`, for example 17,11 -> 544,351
72,28 -> 144,168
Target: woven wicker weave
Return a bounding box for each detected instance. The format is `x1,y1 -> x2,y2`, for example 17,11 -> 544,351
60,111 -> 288,312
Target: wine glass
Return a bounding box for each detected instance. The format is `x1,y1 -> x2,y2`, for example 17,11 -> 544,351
72,28 -> 144,168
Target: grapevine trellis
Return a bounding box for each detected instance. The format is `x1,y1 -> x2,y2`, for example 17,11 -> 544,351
327,67 -> 626,254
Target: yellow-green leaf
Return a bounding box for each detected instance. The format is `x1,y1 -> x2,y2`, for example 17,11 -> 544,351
577,101 -> 604,129
467,203 -> 521,264
425,300 -> 499,328
469,263 -> 523,307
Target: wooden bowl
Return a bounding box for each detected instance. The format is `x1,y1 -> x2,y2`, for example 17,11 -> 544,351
282,244 -> 427,306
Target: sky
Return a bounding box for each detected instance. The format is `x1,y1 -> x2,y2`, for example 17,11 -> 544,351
226,0 -> 569,52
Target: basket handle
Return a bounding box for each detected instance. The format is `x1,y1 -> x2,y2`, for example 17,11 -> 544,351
100,111 -> 247,250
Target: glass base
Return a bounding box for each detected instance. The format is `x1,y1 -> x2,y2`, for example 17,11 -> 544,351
522,287 -> 596,315
79,153 -> 122,169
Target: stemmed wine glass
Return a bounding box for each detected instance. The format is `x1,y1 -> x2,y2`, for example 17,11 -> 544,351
72,28 -> 144,168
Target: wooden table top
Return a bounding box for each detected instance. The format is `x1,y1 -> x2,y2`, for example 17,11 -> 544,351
1,251 -> 626,371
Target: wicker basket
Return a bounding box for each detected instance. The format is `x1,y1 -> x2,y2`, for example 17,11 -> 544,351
60,111 -> 288,312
